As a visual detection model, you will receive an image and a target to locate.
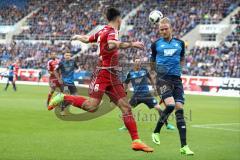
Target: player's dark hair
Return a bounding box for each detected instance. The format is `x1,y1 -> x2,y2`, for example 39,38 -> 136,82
106,7 -> 121,21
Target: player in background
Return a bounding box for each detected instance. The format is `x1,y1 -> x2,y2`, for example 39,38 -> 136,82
4,61 -> 17,91
55,52 -> 80,115
46,52 -> 63,106
12,60 -> 19,82
48,7 -> 153,152
118,58 -> 175,137
55,52 -> 79,95
151,17 -> 194,155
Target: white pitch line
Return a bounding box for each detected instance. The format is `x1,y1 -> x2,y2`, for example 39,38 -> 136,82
192,123 -> 240,127
191,123 -> 240,132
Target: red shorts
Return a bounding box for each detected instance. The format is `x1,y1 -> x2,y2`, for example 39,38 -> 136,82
89,70 -> 126,104
49,78 -> 62,88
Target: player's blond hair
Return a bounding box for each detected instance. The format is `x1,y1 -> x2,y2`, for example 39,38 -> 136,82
159,17 -> 171,25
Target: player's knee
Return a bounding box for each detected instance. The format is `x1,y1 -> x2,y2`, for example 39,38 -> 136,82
175,102 -> 183,110
120,103 -> 132,114
165,104 -> 175,113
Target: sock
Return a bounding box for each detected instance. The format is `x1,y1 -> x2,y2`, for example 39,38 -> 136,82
12,82 -> 17,91
122,112 -> 139,141
175,109 -> 187,147
154,105 -> 175,133
5,83 -> 9,90
64,95 -> 87,108
158,109 -> 169,126
47,93 -> 53,105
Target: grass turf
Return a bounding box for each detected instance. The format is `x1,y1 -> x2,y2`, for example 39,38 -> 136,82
0,84 -> 239,160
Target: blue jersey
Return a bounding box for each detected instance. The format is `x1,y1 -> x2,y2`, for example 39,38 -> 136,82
151,38 -> 185,77
125,68 -> 151,96
8,65 -> 14,77
58,59 -> 78,84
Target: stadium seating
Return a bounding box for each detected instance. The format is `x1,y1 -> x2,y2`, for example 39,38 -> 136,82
0,0 -> 44,25
13,0 -> 143,40
184,43 -> 239,77
0,0 -> 239,78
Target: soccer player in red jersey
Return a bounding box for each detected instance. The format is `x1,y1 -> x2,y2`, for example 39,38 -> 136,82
48,7 -> 153,152
12,60 -> 19,82
46,52 -> 63,106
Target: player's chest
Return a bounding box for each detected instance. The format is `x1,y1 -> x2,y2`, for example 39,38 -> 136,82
63,62 -> 74,71
130,71 -> 147,83
156,42 -> 182,57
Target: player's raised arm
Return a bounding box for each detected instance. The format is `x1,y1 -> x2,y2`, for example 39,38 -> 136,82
180,40 -> 185,67
71,35 -> 91,43
108,40 -> 145,50
150,42 -> 157,71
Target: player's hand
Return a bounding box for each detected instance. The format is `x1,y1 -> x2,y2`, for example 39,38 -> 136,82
132,41 -> 145,50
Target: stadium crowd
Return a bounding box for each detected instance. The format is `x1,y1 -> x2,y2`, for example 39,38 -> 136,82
0,0 -> 44,25
0,40 -> 239,78
184,43 -> 239,77
0,0 -> 239,78
14,0 -> 143,40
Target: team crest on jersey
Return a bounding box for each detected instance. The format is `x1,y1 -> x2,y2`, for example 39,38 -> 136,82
163,49 -> 177,56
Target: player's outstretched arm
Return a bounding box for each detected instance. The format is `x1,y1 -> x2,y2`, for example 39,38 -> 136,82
71,35 -> 90,43
108,40 -> 145,50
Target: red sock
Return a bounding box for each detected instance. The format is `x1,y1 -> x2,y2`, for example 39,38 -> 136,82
47,93 -> 53,104
122,112 -> 139,140
64,95 -> 87,108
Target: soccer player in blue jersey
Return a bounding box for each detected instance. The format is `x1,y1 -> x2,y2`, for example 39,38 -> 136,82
56,52 -> 78,95
4,61 -> 17,91
150,18 -> 194,155
55,52 -> 79,115
119,58 -> 175,134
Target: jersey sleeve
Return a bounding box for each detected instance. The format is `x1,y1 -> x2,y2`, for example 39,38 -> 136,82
124,72 -> 131,84
180,40 -> 185,58
47,60 -> 51,71
146,70 -> 151,79
74,60 -> 78,69
151,42 -> 157,62
88,31 -> 99,43
56,61 -> 63,71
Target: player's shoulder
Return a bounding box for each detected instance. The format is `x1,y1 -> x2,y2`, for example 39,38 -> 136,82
152,37 -> 164,46
47,59 -> 53,63
172,38 -> 185,45
140,67 -> 148,72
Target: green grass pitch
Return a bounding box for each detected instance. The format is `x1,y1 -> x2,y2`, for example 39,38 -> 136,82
0,84 -> 239,160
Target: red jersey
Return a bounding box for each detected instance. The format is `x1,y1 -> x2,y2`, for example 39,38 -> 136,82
13,63 -> 19,75
47,59 -> 59,79
89,25 -> 119,67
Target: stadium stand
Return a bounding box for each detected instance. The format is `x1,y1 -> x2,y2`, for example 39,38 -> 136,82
0,0 -> 44,25
13,0 -> 143,40
0,0 -> 239,78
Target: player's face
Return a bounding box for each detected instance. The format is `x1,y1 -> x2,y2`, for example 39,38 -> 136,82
64,53 -> 71,60
134,59 -> 141,70
159,23 -> 172,39
51,52 -> 56,59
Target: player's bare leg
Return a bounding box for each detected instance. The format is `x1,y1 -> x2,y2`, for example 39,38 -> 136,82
117,97 -> 154,152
